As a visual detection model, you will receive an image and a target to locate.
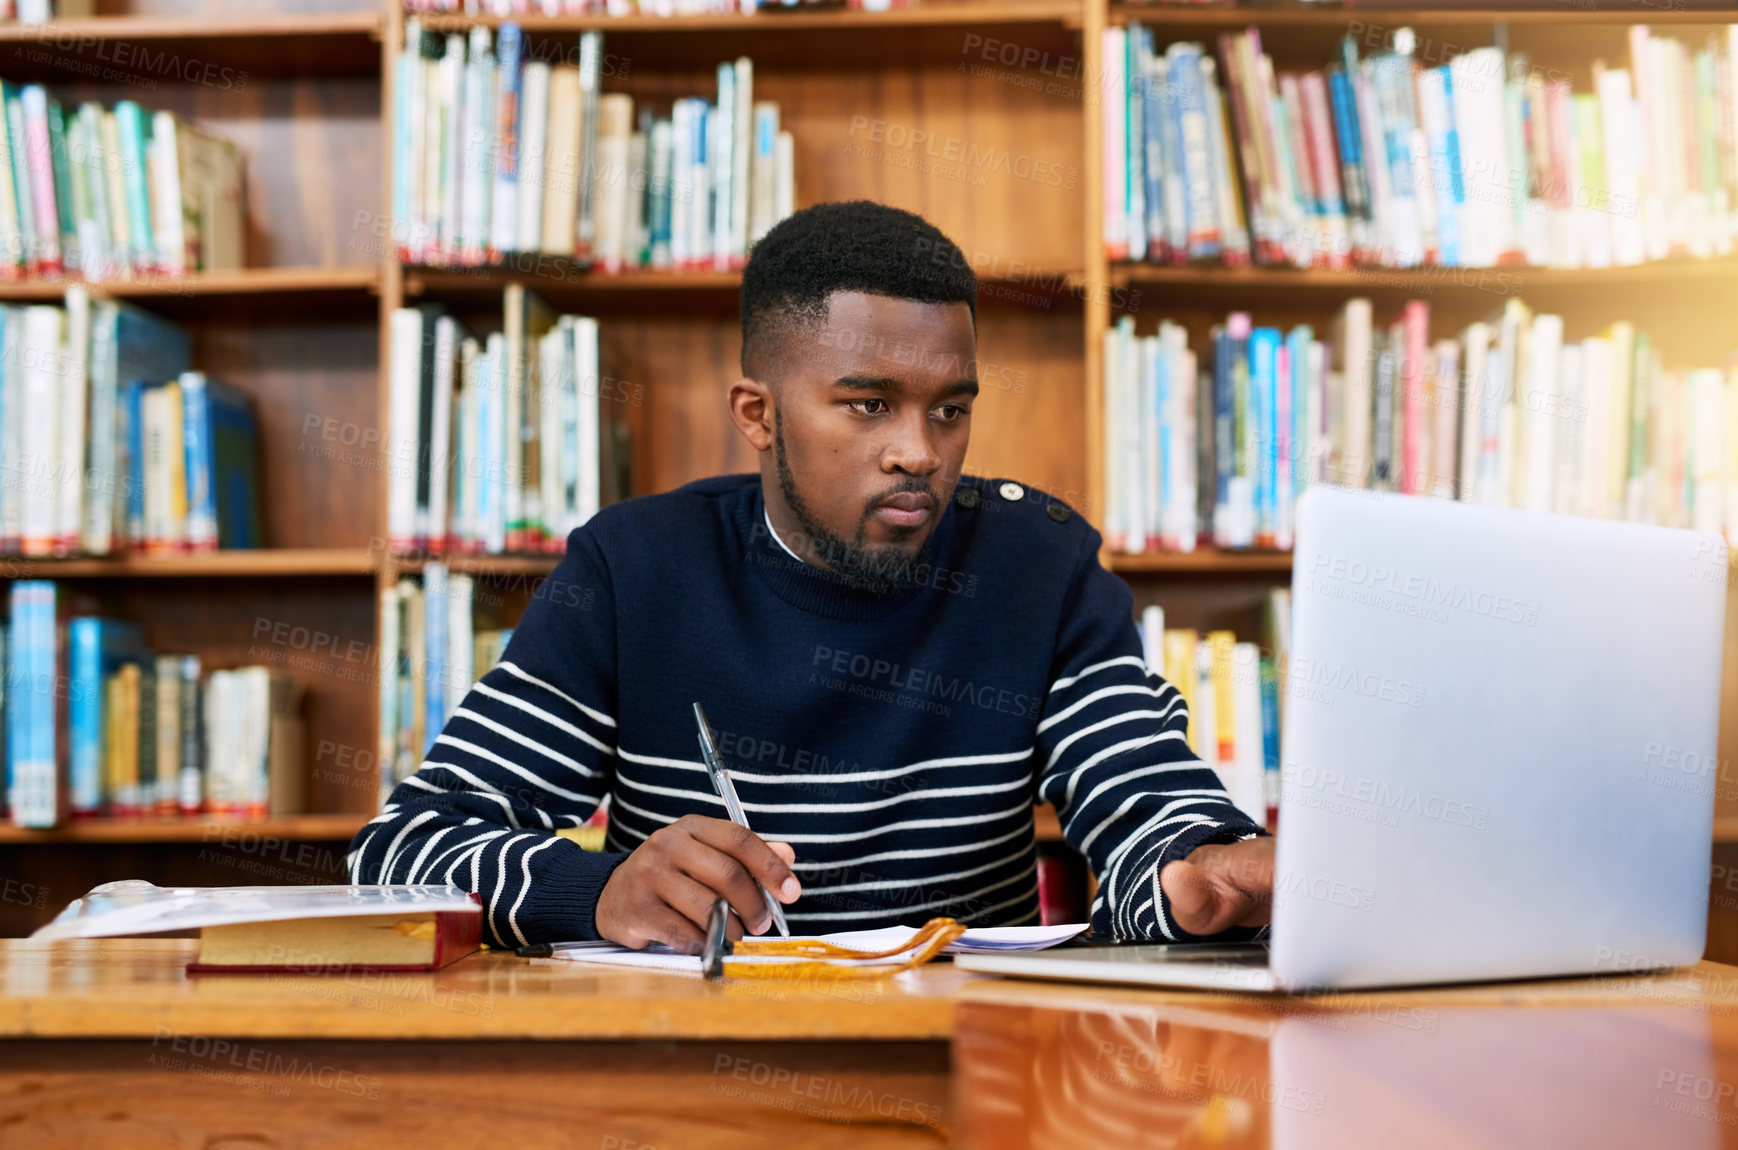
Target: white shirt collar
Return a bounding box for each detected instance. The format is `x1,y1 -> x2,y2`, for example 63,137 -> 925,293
763,505 -> 811,566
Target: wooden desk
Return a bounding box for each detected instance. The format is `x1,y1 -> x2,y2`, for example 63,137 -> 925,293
6,942 -> 1738,1148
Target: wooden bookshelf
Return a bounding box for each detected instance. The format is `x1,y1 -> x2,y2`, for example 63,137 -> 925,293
0,0 -> 1732,948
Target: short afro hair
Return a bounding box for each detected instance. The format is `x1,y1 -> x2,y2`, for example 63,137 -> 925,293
740,200 -> 978,379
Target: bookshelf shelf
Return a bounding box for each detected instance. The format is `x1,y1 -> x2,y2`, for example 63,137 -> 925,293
406,265 -> 1085,304
0,267 -> 379,306
0,814 -> 369,845
420,2 -> 1081,34
1,549 -> 382,580
0,12 -> 384,80
1715,818 -> 1738,845
1108,549 -> 1294,575
390,554 -> 563,578
1111,259 -> 1738,296
1104,4 -> 1736,28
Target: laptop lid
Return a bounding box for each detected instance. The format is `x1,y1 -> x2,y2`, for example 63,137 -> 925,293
1271,488 -> 1728,990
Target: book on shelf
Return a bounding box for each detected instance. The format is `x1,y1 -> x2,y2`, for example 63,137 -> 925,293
1139,600 -> 1287,830
0,292 -> 259,558
2,581 -> 304,827
393,24 -> 796,272
0,81 -> 243,282
389,292 -> 629,557
1105,23 -> 1738,271
1103,298 -> 1738,555
377,562 -> 513,805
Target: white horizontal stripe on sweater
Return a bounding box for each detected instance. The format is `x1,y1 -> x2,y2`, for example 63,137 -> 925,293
811,841 -> 1034,894
609,791 -> 1033,845
1048,655 -> 1147,695
433,734 -> 598,804
788,859 -> 1038,922
1065,761 -> 1214,842
472,682 -> 617,758
787,821 -> 1034,872
413,824 -> 505,884
1071,789 -> 1230,858
611,769 -> 1030,816
405,767 -> 524,828
498,660 -> 617,729
1043,707 -> 1179,772
615,744 -> 1035,785
1037,682 -> 1174,735
449,706 -> 599,777
1053,728 -> 1189,808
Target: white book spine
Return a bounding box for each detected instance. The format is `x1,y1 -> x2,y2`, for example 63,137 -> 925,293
439,35 -> 467,259
1522,314 -> 1563,514
448,573 -> 475,719
57,286 -> 90,552
460,28 -> 494,261
1231,642 -> 1267,826
428,315 -> 457,549
483,333 -> 507,553
774,131 -> 794,224
388,308 -> 424,550
20,305 -> 62,555
149,113 -> 186,275
83,302 -> 117,553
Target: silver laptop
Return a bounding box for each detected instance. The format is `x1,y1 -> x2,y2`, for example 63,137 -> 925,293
957,487 -> 1729,992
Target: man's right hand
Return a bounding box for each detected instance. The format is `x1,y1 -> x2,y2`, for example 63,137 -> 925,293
595,814 -> 802,954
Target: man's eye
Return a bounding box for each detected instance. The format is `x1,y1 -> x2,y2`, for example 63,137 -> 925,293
934,404 -> 968,421
849,398 -> 888,416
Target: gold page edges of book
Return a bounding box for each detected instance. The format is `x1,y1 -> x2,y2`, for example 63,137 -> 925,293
196,913 -> 442,969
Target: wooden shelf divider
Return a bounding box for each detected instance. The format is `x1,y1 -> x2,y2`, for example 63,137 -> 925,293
5,549 -> 383,579
0,266 -> 379,303
420,2 -> 1082,34
0,813 -> 369,845
1108,549 -> 1293,575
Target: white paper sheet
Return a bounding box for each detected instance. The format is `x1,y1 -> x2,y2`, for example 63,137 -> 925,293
545,922 -> 1088,976
32,881 -> 481,941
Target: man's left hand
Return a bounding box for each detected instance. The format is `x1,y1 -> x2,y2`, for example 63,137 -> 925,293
1158,836 -> 1274,936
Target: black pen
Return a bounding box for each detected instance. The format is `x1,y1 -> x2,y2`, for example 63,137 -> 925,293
693,702 -> 791,937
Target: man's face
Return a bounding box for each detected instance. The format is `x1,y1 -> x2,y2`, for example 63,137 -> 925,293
761,291 -> 978,588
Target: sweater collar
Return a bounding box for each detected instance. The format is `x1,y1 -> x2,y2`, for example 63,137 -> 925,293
736,480 -> 957,622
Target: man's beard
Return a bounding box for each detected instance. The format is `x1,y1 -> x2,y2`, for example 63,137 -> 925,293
773,414 -> 934,596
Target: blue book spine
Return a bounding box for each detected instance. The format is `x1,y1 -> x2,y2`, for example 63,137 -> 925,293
1212,328 -> 1234,524
3,585 -> 22,811
67,619 -> 101,815
121,380 -> 147,546
1249,328 -> 1281,543
488,23 -> 523,255
1171,45 -> 1218,259
1429,66 -> 1463,267
1327,67 -> 1369,225
207,384 -> 260,550
423,565 -> 446,756
180,375 -> 216,550
1138,29 -> 1165,256
1159,53 -> 1189,258
1260,658 -> 1280,810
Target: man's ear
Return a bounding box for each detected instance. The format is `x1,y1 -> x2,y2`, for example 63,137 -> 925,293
728,377 -> 775,453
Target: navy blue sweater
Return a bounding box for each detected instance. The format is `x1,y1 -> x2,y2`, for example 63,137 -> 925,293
348,474 -> 1263,946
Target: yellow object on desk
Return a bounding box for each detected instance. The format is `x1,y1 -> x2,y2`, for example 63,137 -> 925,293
723,917 -> 968,980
